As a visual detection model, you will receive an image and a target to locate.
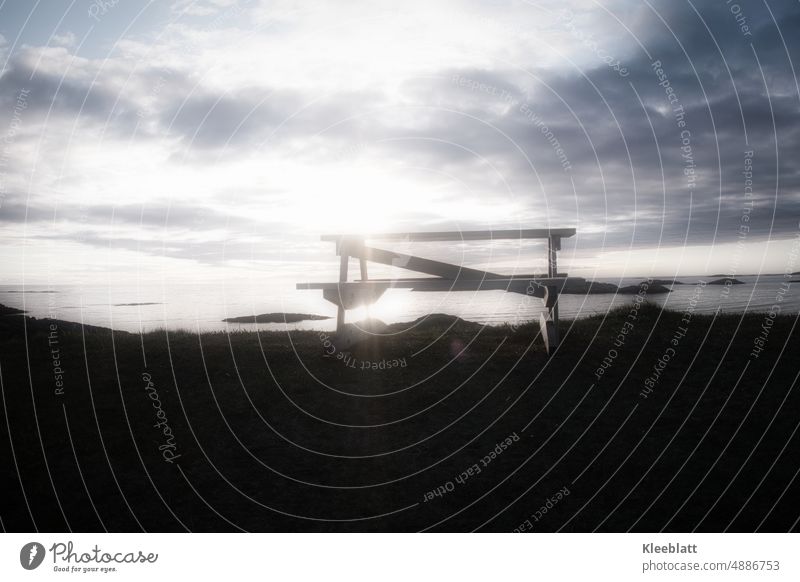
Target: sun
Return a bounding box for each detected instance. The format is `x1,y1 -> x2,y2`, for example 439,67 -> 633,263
292,166 -> 419,234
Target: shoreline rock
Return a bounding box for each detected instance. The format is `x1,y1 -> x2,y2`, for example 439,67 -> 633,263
618,283 -> 671,294
1,304 -> 26,316
223,313 -> 331,323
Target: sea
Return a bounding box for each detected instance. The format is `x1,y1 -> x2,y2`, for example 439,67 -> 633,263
1,275 -> 798,334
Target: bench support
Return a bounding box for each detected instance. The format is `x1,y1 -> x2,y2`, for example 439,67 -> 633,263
336,253 -> 349,334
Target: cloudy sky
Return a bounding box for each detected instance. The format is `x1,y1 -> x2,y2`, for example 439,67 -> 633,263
1,0 -> 799,285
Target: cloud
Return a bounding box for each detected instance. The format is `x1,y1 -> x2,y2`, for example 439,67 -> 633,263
50,31 -> 76,48
171,0 -> 241,18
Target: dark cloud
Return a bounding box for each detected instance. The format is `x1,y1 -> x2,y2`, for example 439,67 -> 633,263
341,1 -> 800,252
0,198 -> 263,231
0,49 -> 140,131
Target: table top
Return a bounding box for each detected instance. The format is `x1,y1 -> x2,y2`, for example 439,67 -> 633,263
321,228 -> 576,243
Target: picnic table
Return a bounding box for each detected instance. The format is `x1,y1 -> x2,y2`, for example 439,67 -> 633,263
297,228 -> 577,354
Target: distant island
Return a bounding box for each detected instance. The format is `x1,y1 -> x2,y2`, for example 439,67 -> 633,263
618,283 -> 672,294
706,277 -> 745,285
223,313 -> 331,323
562,280 -> 672,295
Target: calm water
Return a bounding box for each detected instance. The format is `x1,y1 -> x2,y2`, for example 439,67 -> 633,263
2,275 -> 798,333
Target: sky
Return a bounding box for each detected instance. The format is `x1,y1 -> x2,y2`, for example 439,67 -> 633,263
0,0 -> 799,286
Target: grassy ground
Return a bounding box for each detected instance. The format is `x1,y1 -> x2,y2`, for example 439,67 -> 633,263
1,302 -> 798,532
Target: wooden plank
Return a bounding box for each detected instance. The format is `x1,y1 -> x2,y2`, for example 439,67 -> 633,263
348,244 -> 505,281
321,228 -> 576,243
338,253 -> 349,282
543,285 -> 558,309
336,253 -> 349,332
540,312 -> 559,354
547,236 -> 558,277
346,275 -> 582,283
297,279 -> 578,299
296,277 -> 577,290
410,279 -> 547,298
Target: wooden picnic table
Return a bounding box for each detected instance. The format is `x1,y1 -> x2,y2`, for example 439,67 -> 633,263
297,228 -> 577,354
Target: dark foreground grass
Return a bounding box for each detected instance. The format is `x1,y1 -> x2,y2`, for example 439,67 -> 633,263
1,303 -> 798,532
